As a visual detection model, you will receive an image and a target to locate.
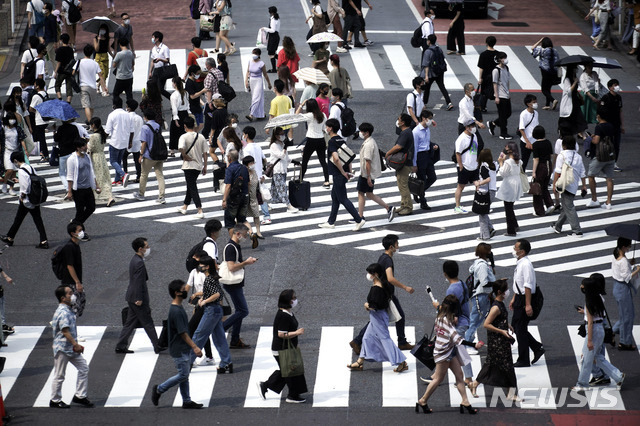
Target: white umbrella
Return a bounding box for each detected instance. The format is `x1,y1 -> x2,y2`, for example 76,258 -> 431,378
264,114 -> 308,129
293,67 -> 330,85
306,32 -> 344,44
81,16 -> 120,34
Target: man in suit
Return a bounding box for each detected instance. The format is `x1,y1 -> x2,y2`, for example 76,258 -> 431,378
115,237 -> 166,354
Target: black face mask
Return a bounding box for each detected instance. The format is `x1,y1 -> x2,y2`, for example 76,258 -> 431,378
503,149 -> 510,155
419,83 -> 428,91
179,290 -> 189,299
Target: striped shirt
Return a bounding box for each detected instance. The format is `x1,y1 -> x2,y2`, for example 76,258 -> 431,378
433,318 -> 464,364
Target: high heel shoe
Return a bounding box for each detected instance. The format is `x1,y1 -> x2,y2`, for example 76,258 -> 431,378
459,404 -> 478,414
415,402 -> 432,414
467,381 -> 479,398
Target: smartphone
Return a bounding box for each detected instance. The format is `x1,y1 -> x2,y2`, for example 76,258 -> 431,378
574,305 -> 582,311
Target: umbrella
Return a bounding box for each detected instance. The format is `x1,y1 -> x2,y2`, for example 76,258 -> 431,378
81,16 -> 120,34
293,67 -> 330,85
306,32 -> 344,44
555,55 -> 594,67
605,223 -> 640,241
264,114 -> 308,129
591,57 -> 622,69
34,99 -> 80,121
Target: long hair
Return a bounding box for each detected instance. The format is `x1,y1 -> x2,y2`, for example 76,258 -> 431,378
506,141 -> 520,162
9,86 -> 25,111
172,76 -> 186,104
365,263 -> 392,296
477,148 -> 495,171
89,117 -> 107,144
278,65 -> 294,93
436,295 -> 459,327
582,277 -> 605,318
306,98 -> 324,124
613,237 -> 632,259
282,36 -> 297,60
270,126 -> 284,146
223,127 -> 242,152
145,79 -> 162,103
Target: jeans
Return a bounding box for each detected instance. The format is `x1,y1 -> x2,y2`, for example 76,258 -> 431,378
109,145 -> 126,182
343,15 -> 362,45
495,98 -> 512,137
591,17 -> 601,38
328,173 -> 361,225
555,191 -> 581,232
183,169 -> 202,208
112,78 -> 134,102
576,322 -> 623,387
59,153 -> 72,188
612,280 -> 635,345
353,294 -> 408,346
456,323 -> 473,378
396,165 -> 412,212
71,188 -> 96,224
260,202 -> 271,220
158,352 -> 192,403
300,137 -> 329,182
190,304 -> 231,366
423,74 -> 451,106
465,293 -> 491,341
478,191 -> 495,239
416,151 -> 437,203
188,305 -> 213,359
51,351 -> 88,402
222,285 -> 249,344
7,202 -> 48,242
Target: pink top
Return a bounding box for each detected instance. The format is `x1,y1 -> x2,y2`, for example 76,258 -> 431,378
316,96 -> 330,117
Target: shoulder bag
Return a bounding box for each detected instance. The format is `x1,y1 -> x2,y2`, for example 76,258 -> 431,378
519,169 -> 530,194
218,244 -> 245,285
279,337 -> 305,377
411,324 -> 436,370
180,133 -> 198,161
264,158 -> 281,178
516,283 -> 544,320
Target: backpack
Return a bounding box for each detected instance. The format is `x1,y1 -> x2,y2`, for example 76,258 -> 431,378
595,135 -> 615,162
30,1 -> 45,26
22,165 -> 48,205
228,173 -> 245,206
428,46 -> 447,76
189,0 -> 201,19
218,80 -> 236,103
336,104 -> 356,137
64,0 -> 82,24
410,21 -> 428,49
185,237 -> 212,272
51,244 -> 67,280
23,50 -> 40,85
555,152 -> 576,194
146,123 -> 168,161
24,87 -> 36,110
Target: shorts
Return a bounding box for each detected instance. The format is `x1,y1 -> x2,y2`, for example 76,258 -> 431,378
193,111 -> 204,126
220,15 -> 232,31
357,175 -> 374,193
588,158 -> 614,179
224,196 -> 248,228
445,346 -> 458,362
358,15 -> 366,29
457,167 -> 478,185
80,88 -> 95,109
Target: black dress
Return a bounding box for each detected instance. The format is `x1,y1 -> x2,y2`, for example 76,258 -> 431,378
475,300 -> 517,388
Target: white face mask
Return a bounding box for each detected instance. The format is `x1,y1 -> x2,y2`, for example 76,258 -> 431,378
70,293 -> 77,304
8,119 -> 16,125
469,126 -> 477,134
124,19 -> 130,25
366,273 -> 374,282
503,59 -> 509,65
512,250 -> 519,259
291,299 -> 299,308
144,247 -> 151,258
151,37 -> 156,44
531,103 -> 538,110
77,230 -> 85,240
248,164 -> 255,170
504,289 -> 511,300
99,30 -> 106,36
252,54 -> 259,60
425,119 -> 432,127
469,90 -> 476,97
396,120 -> 402,128
231,123 -> 238,129
395,247 -> 400,254
613,85 -> 621,93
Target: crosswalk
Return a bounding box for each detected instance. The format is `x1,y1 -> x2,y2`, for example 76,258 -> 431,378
5,44 -> 634,97
2,325 -> 638,409
1,128 -> 635,280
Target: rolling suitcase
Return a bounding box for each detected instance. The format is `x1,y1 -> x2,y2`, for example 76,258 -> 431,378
288,163 -> 311,210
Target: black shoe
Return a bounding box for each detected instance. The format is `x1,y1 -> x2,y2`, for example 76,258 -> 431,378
531,348 -> 545,365
154,346 -> 168,354
182,400 -> 204,409
343,44 -> 352,50
354,43 -> 365,48
0,236 -> 13,246
115,348 -> 134,354
217,363 -> 233,374
72,396 -> 94,407
36,241 -> 49,249
487,121 -> 496,136
413,194 -> 419,203
257,381 -> 268,400
513,361 -> 530,368
459,404 -> 478,414
267,69 -> 277,73
420,202 -> 431,211
49,400 -> 70,409
151,385 -> 161,406
589,375 -> 611,386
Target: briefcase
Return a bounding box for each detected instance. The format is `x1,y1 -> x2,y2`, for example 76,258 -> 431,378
408,173 -> 425,197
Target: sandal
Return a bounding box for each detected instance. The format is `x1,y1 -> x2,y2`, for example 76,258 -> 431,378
251,233 -> 259,249
393,361 -> 408,373
467,381 -> 479,398
347,360 -> 364,371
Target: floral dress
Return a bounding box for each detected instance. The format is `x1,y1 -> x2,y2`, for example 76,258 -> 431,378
475,300 -> 517,388
247,168 -> 260,218
88,133 -> 113,201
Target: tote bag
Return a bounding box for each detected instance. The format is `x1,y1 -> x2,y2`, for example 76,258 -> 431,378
218,243 -> 245,285
278,338 -> 305,378
387,299 -> 402,324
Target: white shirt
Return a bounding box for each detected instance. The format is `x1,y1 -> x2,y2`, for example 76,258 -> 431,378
406,90 -> 424,119
105,108 -> 133,150
170,91 -> 190,120
203,237 -> 218,261
303,112 -> 326,139
265,16 -> 280,33
559,77 -> 573,118
579,71 -> 599,93
554,137 -> 579,155
78,58 -> 102,89
29,90 -> 49,126
518,109 -> 538,143
513,255 -> 537,294
458,94 -> 474,125
328,102 -> 343,136
454,131 -> 478,171
187,269 -> 206,294
128,112 -> 143,152
179,132 -> 208,170
21,48 -> 38,64
18,165 -> 36,208
612,256 -> 634,283
554,149 -> 586,195
421,17 -> 434,39
72,122 -> 89,139
242,142 -> 266,179
150,43 -> 170,69
496,158 -> 522,203
26,0 -> 44,25
35,57 -> 45,78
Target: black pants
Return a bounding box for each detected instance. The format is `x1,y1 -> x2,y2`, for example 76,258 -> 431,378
34,124 -> 48,158
532,161 -> 553,216
494,98 -> 512,137
113,78 -> 134,103
343,15 -> 362,45
520,140 -> 532,171
511,300 -> 543,365
446,21 -> 465,54
122,150 -> 141,179
479,79 -> 493,110
264,355 -> 308,398
188,305 -> 213,358
169,110 -> 189,151
116,302 -> 160,351
7,202 -> 47,242
416,150 -> 437,203
353,294 -> 407,345
504,201 -> 518,235
183,169 -> 202,208
300,137 -> 329,182
423,74 -> 451,106
540,70 -> 555,107
71,187 -> 95,224
153,72 -> 172,100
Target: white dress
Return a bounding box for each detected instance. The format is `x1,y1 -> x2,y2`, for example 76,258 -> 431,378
496,158 -> 522,202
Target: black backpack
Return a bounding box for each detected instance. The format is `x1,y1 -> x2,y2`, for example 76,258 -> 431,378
410,21 -> 428,49
218,81 -> 236,103
23,165 -> 48,205
428,46 -> 447,76
23,51 -> 41,85
336,104 -> 356,137
51,244 -> 67,280
228,174 -> 245,206
185,237 -> 212,272
65,0 -> 82,24
595,135 -> 615,162
146,123 -> 168,161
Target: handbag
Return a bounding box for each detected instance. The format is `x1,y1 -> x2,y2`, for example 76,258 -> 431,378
519,170 -> 530,194
278,337 -> 305,378
378,149 -> 387,172
430,144 -> 440,163
472,190 -> 491,215
264,158 -> 281,178
259,182 -> 271,201
408,173 -> 424,197
387,299 -> 402,324
153,63 -> 179,81
221,291 -> 232,316
386,151 -> 408,171
528,178 -> 542,196
49,146 -> 60,167
200,15 -> 215,32
218,243 -> 245,285
411,325 -> 436,370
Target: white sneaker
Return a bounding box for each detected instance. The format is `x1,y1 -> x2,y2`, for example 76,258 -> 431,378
585,199 -> 600,208
287,205 -> 299,213
156,197 -> 166,204
203,357 -> 215,365
195,212 -> 204,219
8,188 -> 17,196
601,203 -> 612,210
122,173 -> 130,188
336,46 -> 348,53
453,206 -> 468,214
318,222 -> 335,229
176,207 -> 187,215
353,218 -> 366,231
261,219 -> 272,225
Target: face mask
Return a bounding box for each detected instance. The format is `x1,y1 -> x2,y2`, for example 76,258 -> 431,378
366,273 -> 374,282
124,19 -> 130,25
419,83 -> 427,91
469,90 -> 476,97
77,230 -> 85,240
198,265 -> 207,273
179,290 -> 189,299
144,247 -> 151,258
231,123 -> 238,129
99,30 -> 106,36
323,91 -> 329,96
70,294 -> 77,304
396,120 -> 402,128
291,299 -> 299,308
425,119 -> 432,127
8,119 -> 16,125
395,247 -> 400,254
512,250 -> 519,259
504,290 -> 511,300
503,59 -> 509,65
503,149 -> 510,155
531,103 -> 538,110
469,127 -> 477,134
252,54 -> 259,60
248,164 -> 255,170
613,85 -> 621,93
151,37 -> 156,44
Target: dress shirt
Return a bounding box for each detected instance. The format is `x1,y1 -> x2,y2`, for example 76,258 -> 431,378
105,108 -> 133,149
458,94 -> 474,125
150,43 -> 170,69
411,122 -> 431,167
513,256 -> 537,294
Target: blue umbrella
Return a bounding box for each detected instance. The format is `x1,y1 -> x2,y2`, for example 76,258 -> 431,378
34,99 -> 80,121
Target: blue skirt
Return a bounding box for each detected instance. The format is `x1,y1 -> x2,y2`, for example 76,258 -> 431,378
360,309 -> 406,366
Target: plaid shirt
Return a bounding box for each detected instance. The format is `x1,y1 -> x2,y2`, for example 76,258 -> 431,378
52,303 -> 77,356
204,67 -> 224,96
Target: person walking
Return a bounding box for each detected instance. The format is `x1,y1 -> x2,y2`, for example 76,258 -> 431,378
113,13 -> 135,55
453,119 -> 479,214
406,77 -> 425,126
61,0 -> 81,47
1,113 -> 28,195
347,263 -> 408,373
134,110 -> 166,203
487,51 -> 512,140
148,31 -> 172,100
215,0 -> 235,55
257,289 -> 308,403
112,38 -> 135,103
105,97 -> 134,187
140,79 -> 165,130
93,24 -> 113,94
328,55 -> 352,105
420,35 -> 453,110
54,34 -> 75,103
29,78 -> 50,162
586,0 -> 612,49
295,98 -> 328,187
412,109 -> 438,210
123,99 -> 143,183
177,116 -> 208,219
319,119 -> 364,230
169,77 -> 191,157
66,139 -> 100,235
342,0 -> 364,48
115,237 -> 165,354
599,79 -> 624,171
496,141 -> 522,237
49,285 -> 94,409
509,239 -> 544,368
186,250 -> 214,367
477,36 -> 497,112
54,117 -> 84,189
150,279 -> 204,409
186,65 -> 205,132
276,36 -> 300,82
87,118 -> 115,207
74,45 -> 108,123
551,136 -> 586,237
585,108 -> 615,210
473,148 -> 497,240
244,48 -> 271,122
446,1 -> 465,55
263,6 -> 280,73
611,237 -> 640,351
517,94 -> 539,171
328,0 -> 347,53
267,127 -> 299,214
578,63 -> 600,124
241,156 -> 264,239
241,126 -> 271,226
385,114 -> 414,216
558,66 -> 588,139
465,243 -> 496,343
530,126 -> 554,216
357,122 -> 395,221
531,37 -> 560,111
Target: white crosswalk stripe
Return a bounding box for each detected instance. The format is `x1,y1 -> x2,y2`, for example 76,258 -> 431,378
2,325 -> 639,409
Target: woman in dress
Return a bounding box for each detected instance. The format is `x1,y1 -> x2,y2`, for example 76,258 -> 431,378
578,63 -> 600,124
612,237 -> 640,350
328,55 -> 351,106
530,125 -> 554,216
278,65 -> 296,105
558,65 -> 588,139
347,263 -> 408,373
1,112 -> 27,196
169,76 -> 191,157
242,155 -> 264,241
244,48 -> 272,122
572,274 -> 625,391
531,37 -> 560,110
264,6 -> 280,73
306,0 -> 327,55
215,0 -> 235,55
277,36 -> 300,83
257,289 -> 308,404
295,98 -> 328,187
416,294 -> 481,414
140,79 -> 165,129
93,24 -> 113,95
471,280 -> 519,401
496,141 -> 522,237
268,126 -> 299,214
465,243 -> 496,346
88,117 -> 115,207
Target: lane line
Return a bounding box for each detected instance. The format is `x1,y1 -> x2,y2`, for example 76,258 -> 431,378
244,326 -> 280,407
313,326 -> 353,407
2,326 -> 45,399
